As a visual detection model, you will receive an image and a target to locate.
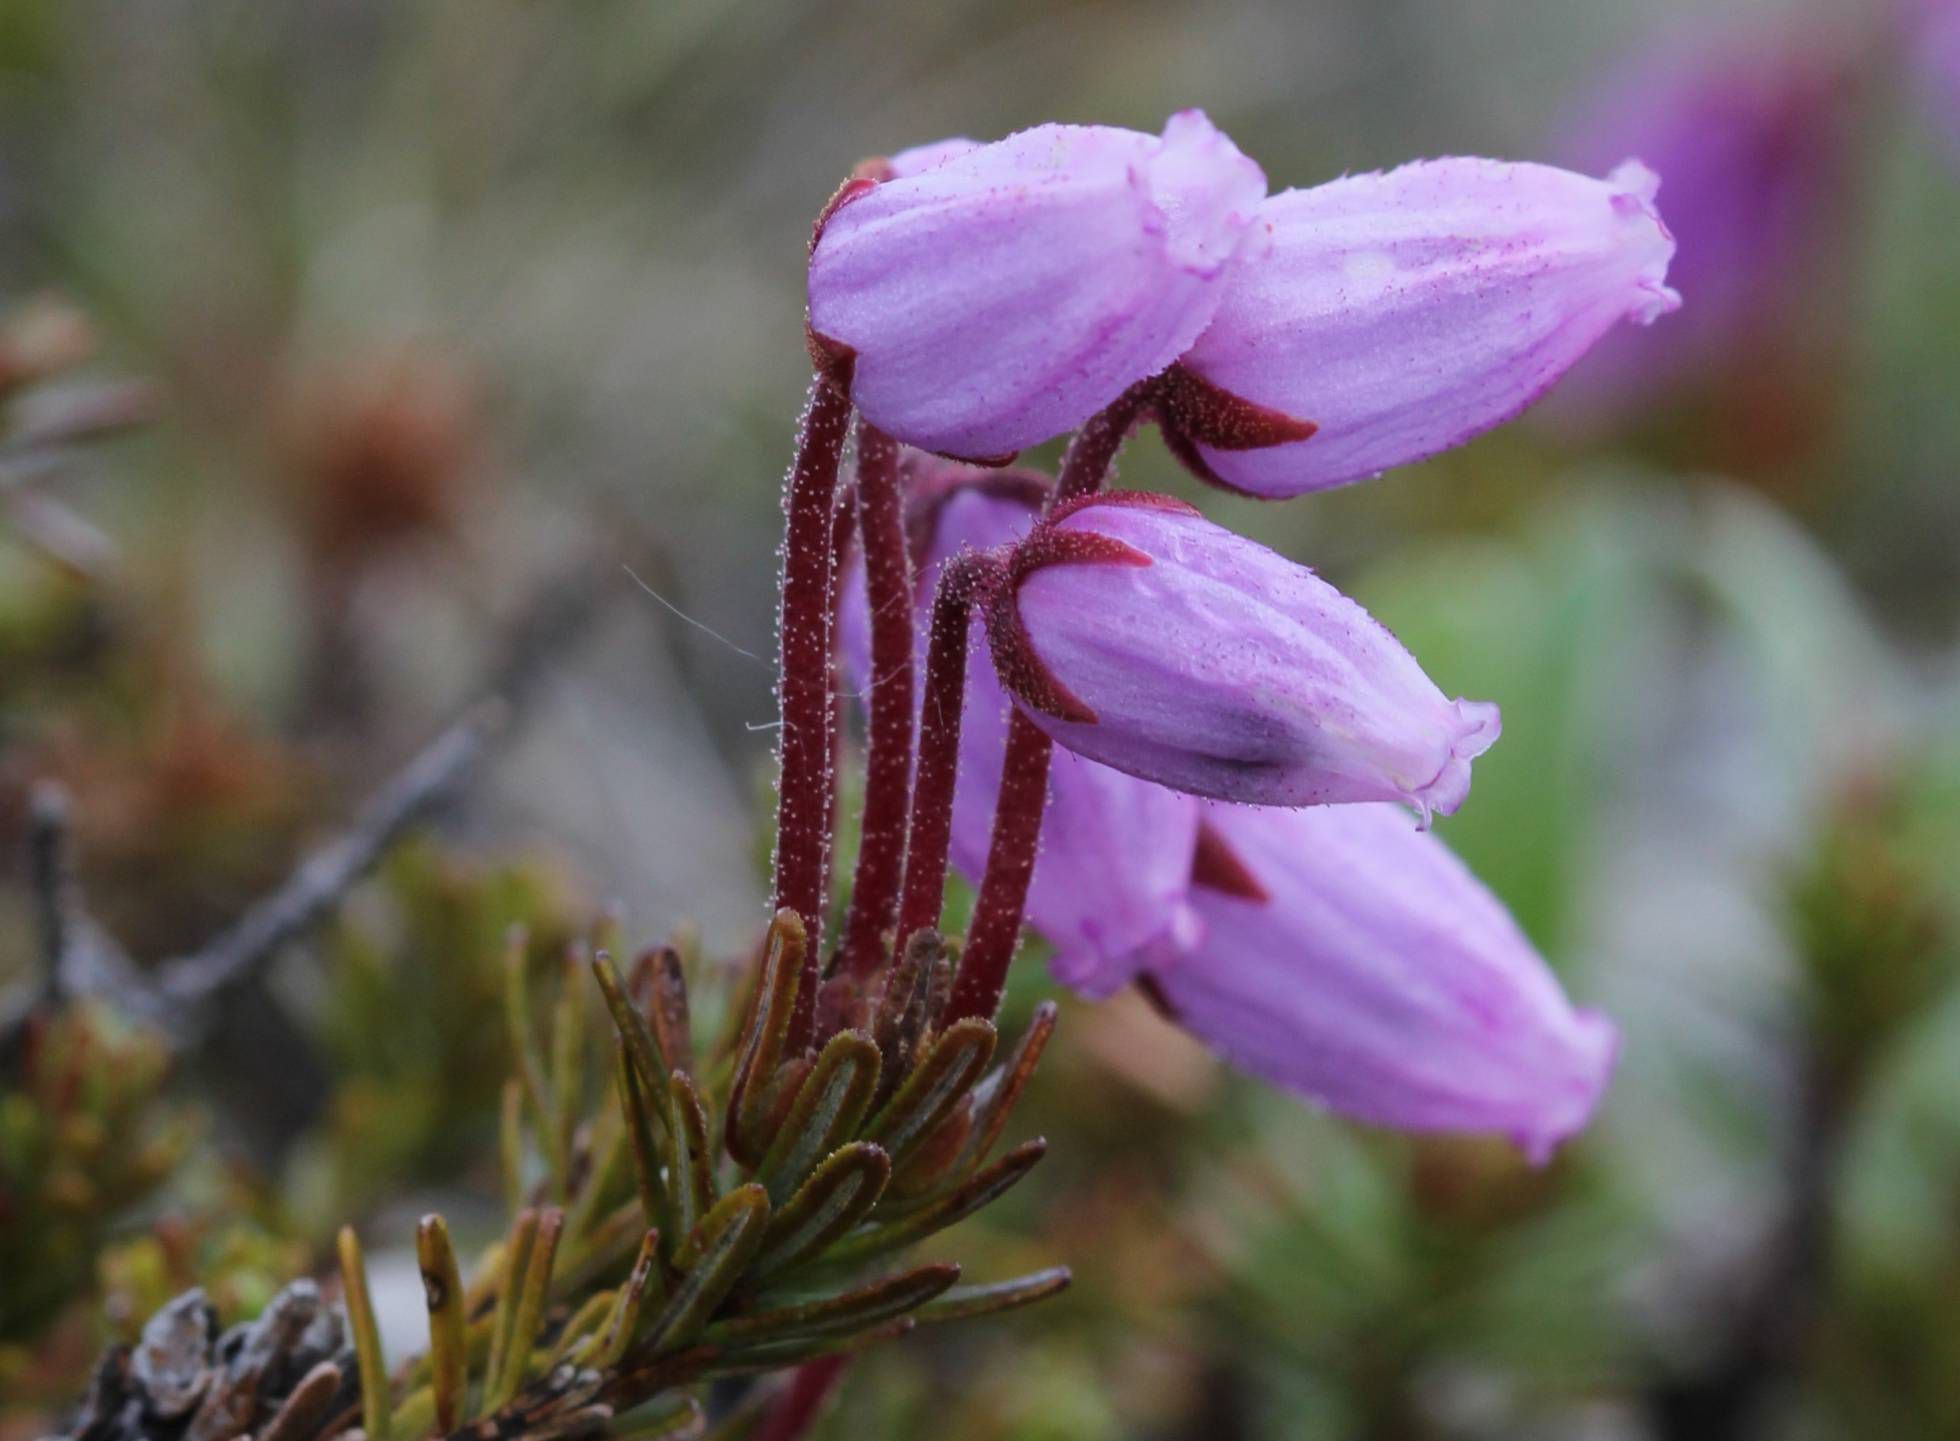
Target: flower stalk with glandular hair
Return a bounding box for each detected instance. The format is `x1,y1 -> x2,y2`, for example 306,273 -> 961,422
771,365 -> 853,1041
839,467 -> 1202,1001
832,419 -> 911,984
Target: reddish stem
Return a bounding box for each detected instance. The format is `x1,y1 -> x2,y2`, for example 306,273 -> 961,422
837,422 -> 913,979
817,471 -> 857,939
775,369 -> 853,1042
945,708 -> 1053,1022
750,1356 -> 851,1441
1050,378 -> 1153,505
894,554 -> 990,953
944,392 -> 1143,1021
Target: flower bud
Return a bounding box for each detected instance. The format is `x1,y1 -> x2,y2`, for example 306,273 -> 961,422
808,112 -> 1266,462
839,467 -> 1201,991
1169,158 -> 1680,495
984,494 -> 1500,819
1145,804 -> 1619,1162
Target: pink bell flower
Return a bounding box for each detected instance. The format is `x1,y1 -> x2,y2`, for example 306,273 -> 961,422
1169,157 -> 1680,495
983,493 -> 1500,819
1144,803 -> 1619,1162
808,112 -> 1266,462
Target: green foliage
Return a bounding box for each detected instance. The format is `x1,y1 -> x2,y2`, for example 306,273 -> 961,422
50,907 -> 1067,1441
0,1002 -> 196,1347
295,840 -> 582,1222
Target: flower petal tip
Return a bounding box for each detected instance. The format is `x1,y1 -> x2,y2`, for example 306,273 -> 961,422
1605,157 -> 1663,204
1145,109 -> 1268,276
1632,279 -> 1685,325
1513,1008 -> 1621,1167
1408,700 -> 1502,823
1604,159 -> 1681,324
1452,698 -> 1503,758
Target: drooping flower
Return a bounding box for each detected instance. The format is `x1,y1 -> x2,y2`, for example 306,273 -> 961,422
1910,0 -> 1960,159
808,112 -> 1266,462
1141,803 -> 1619,1162
1166,158 -> 1679,495
838,464 -> 1202,993
981,493 -> 1500,818
1556,28 -> 1855,416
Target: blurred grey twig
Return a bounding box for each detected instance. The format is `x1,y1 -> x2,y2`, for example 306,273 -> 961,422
13,785 -> 162,1038
27,782 -> 76,1001
2,786 -> 162,1070
0,380 -> 159,467
0,380 -> 156,577
3,706 -> 504,1056
4,549 -> 631,1060
153,702 -> 506,1025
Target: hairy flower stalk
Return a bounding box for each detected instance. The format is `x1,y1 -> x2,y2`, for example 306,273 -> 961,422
946,708 -> 1052,1023
894,551 -> 996,955
1048,380 -> 1154,506
835,422 -> 912,982
945,411 -> 1160,1022
818,465 -> 858,955
773,370 -> 853,1021
840,474 -> 1201,996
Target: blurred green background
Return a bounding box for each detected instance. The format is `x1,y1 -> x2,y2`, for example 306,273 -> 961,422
3,0 -> 1960,1437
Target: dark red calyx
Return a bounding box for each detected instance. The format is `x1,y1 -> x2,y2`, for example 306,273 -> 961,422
1153,362 -> 1315,497
809,175 -> 878,255
982,524 -> 1151,726
937,448 -> 1021,469
1190,822 -> 1272,903
1156,361 -> 1317,451
1042,486 -> 1201,529
804,325 -> 857,388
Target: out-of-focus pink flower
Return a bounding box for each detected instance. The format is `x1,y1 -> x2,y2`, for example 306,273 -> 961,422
1166,158 -> 1678,495
1557,30 -> 1855,414
984,493 -> 1500,818
808,112 -> 1266,461
1913,1 -> 1960,156
1143,803 -> 1619,1162
838,466 -> 1202,993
